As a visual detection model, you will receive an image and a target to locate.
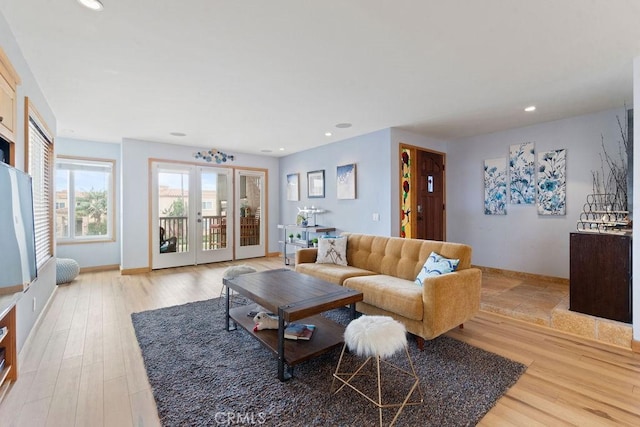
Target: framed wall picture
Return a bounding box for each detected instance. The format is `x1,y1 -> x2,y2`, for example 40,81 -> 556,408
307,170 -> 325,198
537,149 -> 566,215
484,157 -> 507,215
286,173 -> 299,201
337,163 -> 356,199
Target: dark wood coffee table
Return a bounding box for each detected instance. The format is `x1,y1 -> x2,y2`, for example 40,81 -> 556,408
223,268 -> 363,381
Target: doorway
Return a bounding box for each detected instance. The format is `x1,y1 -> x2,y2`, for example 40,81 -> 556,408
416,150 -> 445,241
400,145 -> 445,241
151,162 -> 233,269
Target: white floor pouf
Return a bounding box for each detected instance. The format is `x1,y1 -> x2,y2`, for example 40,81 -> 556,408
332,315 -> 423,427
56,258 -> 80,284
219,265 -> 256,305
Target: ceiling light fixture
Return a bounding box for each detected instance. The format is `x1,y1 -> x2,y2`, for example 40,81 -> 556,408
77,0 -> 104,11
524,105 -> 536,112
325,132 -> 332,137
279,147 -> 285,151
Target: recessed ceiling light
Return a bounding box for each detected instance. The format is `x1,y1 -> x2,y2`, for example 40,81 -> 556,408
279,147 -> 285,151
524,106 -> 536,112
170,132 -> 186,137
335,123 -> 352,128
77,0 -> 104,11
325,132 -> 332,137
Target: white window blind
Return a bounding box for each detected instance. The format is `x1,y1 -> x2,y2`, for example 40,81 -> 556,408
28,115 -> 53,268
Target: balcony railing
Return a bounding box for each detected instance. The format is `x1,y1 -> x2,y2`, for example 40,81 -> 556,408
159,215 -> 230,252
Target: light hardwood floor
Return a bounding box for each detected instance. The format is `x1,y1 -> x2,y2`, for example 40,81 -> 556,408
1,258 -> 639,426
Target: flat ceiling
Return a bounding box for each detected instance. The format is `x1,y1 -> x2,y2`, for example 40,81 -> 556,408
1,0 -> 639,156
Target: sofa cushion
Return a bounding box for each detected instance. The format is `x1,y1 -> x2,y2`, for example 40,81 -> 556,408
414,252 -> 459,287
296,263 -> 375,286
316,237 -> 347,265
342,232 -> 473,280
344,275 -> 423,321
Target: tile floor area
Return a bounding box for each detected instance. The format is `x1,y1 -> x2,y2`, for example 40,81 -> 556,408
480,268 -> 633,348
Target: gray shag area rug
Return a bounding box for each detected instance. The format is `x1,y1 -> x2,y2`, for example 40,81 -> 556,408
132,298 -> 526,426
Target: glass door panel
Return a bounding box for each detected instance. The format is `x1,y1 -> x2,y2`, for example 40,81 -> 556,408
235,169 -> 265,259
196,167 -> 232,263
152,163 -> 193,269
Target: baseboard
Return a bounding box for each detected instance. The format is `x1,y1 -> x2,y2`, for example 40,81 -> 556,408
0,284 -> 25,296
80,264 -> 120,274
632,340 -> 640,353
476,265 -> 568,285
266,252 -> 281,258
120,266 -> 151,275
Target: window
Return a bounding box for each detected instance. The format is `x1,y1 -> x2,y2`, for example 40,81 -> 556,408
25,97 -> 54,268
55,157 -> 115,242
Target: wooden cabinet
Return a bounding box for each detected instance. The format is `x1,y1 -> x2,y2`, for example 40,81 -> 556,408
569,232 -> 632,323
0,46 -> 21,165
0,73 -> 16,142
0,294 -> 18,403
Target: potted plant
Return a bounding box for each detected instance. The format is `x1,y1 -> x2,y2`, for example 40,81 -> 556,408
312,237 -> 319,247
296,233 -> 302,242
288,233 -> 294,243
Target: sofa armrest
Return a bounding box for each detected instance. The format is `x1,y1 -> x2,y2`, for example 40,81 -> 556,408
421,268 -> 482,338
295,248 -> 318,265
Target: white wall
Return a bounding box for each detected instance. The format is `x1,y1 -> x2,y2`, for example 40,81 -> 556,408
278,129 -> 393,236
277,128 -> 448,239
120,139 -> 280,271
1,11 -> 57,351
55,138 -> 121,269
447,108 -> 627,278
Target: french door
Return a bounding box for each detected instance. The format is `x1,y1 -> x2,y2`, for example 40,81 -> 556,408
234,169 -> 266,259
152,162 -> 233,269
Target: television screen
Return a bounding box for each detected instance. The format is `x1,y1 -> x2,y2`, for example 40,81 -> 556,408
0,162 -> 37,293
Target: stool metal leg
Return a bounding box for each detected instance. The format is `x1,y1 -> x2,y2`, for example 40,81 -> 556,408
332,343 -> 423,427
376,356 -> 383,427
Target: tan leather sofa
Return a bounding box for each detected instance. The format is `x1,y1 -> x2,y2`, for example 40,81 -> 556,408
295,233 -> 482,346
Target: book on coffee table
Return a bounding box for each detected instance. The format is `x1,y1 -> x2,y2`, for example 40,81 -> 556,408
284,323 -> 316,340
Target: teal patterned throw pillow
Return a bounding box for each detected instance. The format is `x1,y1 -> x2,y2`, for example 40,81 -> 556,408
414,251 -> 460,286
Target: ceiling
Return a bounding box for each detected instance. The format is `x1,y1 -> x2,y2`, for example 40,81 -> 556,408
1,1 -> 640,157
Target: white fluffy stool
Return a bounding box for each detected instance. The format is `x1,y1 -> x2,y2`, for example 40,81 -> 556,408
219,265 -> 256,305
332,315 -> 423,426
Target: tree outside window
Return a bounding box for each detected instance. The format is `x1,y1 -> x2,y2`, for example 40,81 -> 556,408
56,157 -> 115,241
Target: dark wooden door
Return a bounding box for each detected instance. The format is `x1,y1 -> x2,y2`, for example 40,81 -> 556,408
416,150 -> 444,241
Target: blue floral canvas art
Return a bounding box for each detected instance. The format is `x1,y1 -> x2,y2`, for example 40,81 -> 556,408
484,158 -> 507,215
509,142 -> 535,204
537,149 -> 566,215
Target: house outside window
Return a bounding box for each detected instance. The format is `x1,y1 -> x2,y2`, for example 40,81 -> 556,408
55,157 -> 115,242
